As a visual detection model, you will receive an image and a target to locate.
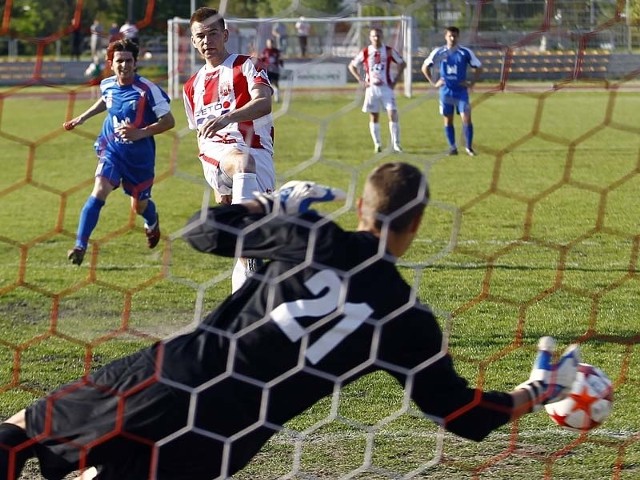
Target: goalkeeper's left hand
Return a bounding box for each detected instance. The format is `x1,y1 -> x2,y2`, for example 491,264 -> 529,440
516,336 -> 580,412
254,181 -> 346,215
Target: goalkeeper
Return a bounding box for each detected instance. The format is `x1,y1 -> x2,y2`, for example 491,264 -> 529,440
0,162 -> 579,480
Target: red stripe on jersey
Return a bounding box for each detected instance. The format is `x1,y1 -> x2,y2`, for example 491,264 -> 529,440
232,55 -> 262,149
202,70 -> 219,107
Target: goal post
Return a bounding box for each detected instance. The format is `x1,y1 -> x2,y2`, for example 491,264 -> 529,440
167,15 -> 414,100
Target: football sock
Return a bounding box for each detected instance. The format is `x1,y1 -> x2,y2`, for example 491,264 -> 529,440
0,423 -> 34,478
463,123 -> 474,149
231,173 -> 260,292
141,200 -> 158,228
445,125 -> 456,147
76,196 -> 105,249
231,258 -> 247,293
231,173 -> 259,204
369,122 -> 381,147
389,121 -> 400,146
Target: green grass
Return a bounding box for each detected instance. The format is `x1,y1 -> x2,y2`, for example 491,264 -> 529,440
1,82 -> 640,479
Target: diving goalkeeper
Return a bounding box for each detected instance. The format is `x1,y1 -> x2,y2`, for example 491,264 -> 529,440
0,162 -> 579,479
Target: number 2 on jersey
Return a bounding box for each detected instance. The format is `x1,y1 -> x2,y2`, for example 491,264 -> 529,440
270,270 -> 373,364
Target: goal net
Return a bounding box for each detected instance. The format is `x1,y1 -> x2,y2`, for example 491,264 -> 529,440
167,15 -> 414,100
2,0 -> 640,479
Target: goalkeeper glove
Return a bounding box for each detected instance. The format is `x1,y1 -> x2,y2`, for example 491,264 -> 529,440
516,336 -> 580,412
254,181 -> 346,215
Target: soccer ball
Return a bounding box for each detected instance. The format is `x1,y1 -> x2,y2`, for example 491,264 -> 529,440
545,363 -> 613,432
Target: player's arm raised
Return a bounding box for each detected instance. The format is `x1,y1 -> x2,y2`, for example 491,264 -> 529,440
63,97 -> 107,131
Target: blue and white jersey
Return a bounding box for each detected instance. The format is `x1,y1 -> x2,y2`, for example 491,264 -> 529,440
96,74 -> 171,166
423,45 -> 482,91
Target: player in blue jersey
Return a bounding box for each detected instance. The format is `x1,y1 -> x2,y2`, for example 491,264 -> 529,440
422,26 -> 482,157
63,39 -> 175,266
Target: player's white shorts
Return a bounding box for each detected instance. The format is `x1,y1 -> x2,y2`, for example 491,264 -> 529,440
198,143 -> 275,196
362,85 -> 397,113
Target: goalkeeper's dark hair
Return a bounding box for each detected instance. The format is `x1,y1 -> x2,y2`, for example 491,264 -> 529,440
190,7 -> 226,30
106,38 -> 139,62
362,162 -> 429,233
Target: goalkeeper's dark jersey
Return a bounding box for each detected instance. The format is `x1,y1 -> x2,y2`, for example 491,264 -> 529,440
25,205 -> 513,480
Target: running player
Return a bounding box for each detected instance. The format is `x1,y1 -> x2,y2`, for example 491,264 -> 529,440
183,7 -> 276,293
348,28 -> 406,153
63,38 -> 175,266
422,26 -> 482,156
0,163 -> 579,480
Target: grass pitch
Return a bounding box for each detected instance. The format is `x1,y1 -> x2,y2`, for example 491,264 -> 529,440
1,81 -> 639,479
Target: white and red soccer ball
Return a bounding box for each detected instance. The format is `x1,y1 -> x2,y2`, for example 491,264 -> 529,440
545,363 -> 613,432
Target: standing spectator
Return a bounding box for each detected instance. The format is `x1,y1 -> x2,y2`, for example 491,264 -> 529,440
70,21 -> 83,61
119,19 -> 139,45
260,38 -> 284,103
348,27 -> 406,153
271,21 -> 288,54
0,163 -> 581,480
421,26 -> 482,157
62,39 -> 175,266
108,22 -> 121,43
89,19 -> 103,58
295,16 -> 310,57
183,7 -> 276,293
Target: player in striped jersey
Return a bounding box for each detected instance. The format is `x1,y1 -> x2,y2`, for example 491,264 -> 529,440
348,28 -> 406,153
183,7 -> 276,293
422,26 -> 482,157
63,39 -> 175,266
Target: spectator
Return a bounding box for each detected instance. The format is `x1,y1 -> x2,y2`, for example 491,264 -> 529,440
260,38 -> 284,102
89,19 -> 103,58
70,21 -> 83,61
295,16 -> 310,57
271,21 -> 288,54
108,22 -> 120,43
119,19 -> 139,45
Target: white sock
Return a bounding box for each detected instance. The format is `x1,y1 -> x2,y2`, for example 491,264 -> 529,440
273,87 -> 279,103
231,173 -> 259,292
369,122 -> 381,147
389,121 -> 400,146
231,172 -> 259,204
231,258 -> 247,293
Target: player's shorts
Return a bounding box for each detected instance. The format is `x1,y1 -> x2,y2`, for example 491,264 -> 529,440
198,143 -> 275,196
439,87 -> 471,116
95,150 -> 154,200
362,85 -> 397,113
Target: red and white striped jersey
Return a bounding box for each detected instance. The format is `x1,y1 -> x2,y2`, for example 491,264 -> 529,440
351,45 -> 404,87
183,54 -> 274,153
